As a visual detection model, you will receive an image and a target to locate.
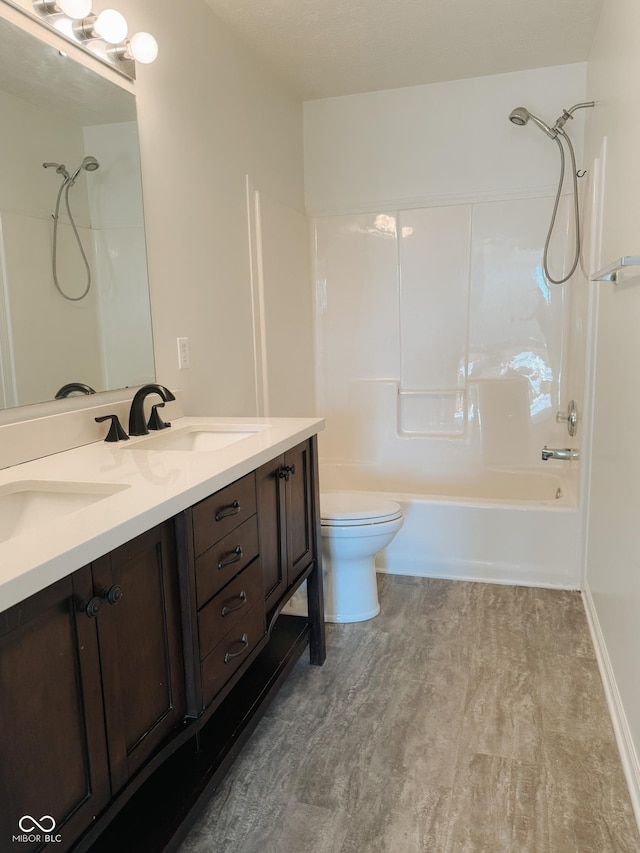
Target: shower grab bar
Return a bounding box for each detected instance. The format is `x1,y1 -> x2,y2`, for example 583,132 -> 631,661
591,256 -> 640,284
398,389 -> 464,396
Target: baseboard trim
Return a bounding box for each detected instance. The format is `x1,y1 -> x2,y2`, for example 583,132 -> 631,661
376,563 -> 579,591
582,583 -> 640,831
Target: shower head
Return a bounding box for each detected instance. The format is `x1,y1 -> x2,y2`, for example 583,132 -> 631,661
508,107 -> 528,126
508,106 -> 557,139
69,155 -> 100,183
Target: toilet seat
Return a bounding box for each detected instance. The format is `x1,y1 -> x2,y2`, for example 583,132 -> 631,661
320,491 -> 403,527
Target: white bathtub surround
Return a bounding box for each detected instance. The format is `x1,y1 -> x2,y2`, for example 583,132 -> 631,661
308,65 -> 590,594
314,196 -> 577,475
320,464 -> 580,589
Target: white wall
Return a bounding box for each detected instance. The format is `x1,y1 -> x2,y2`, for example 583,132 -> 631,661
582,0 -> 640,820
304,64 -> 588,215
306,66 -> 589,491
116,0 -> 310,417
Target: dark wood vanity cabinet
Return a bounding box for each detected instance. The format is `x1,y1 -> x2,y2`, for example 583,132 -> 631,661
0,521 -> 184,852
0,435 -> 324,853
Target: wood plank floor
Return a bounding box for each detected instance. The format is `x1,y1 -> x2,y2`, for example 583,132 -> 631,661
179,575 -> 640,852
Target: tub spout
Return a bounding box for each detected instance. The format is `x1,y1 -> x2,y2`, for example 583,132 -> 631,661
541,446 -> 580,462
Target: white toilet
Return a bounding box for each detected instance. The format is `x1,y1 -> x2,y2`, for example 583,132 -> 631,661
320,491 -> 404,622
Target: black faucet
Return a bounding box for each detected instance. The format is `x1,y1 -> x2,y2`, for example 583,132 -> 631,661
55,382 -> 96,399
128,384 -> 176,436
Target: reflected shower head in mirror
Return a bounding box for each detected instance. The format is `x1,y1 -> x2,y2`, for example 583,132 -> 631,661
508,106 -> 556,138
42,155 -> 100,300
69,155 -> 100,184
43,161 -> 71,181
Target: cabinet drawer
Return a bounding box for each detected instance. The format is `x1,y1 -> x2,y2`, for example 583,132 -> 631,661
195,517 -> 259,606
192,472 -> 257,556
198,558 -> 264,659
201,601 -> 266,706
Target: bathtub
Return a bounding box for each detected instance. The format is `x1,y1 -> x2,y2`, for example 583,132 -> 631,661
318,463 -> 581,589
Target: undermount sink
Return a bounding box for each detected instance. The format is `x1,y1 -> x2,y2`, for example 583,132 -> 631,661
126,423 -> 269,453
0,480 -> 130,543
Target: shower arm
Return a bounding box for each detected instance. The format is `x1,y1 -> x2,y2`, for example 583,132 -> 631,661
553,101 -> 595,134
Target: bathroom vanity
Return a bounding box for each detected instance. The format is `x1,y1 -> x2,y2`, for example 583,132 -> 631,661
0,417 -> 325,853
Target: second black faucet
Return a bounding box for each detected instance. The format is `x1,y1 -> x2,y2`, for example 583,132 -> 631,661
128,384 -> 176,436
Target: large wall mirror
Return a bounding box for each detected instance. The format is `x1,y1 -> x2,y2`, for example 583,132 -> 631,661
0,8 -> 154,414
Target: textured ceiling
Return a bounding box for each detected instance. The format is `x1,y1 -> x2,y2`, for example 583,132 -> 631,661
201,0 -> 604,100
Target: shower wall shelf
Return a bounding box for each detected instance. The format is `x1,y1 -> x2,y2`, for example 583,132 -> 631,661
591,256 -> 640,284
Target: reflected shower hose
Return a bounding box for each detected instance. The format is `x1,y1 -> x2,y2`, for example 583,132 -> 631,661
544,129 -> 581,285
51,178 -> 92,301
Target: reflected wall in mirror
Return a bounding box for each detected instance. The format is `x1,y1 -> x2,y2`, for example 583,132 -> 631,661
0,10 -> 155,411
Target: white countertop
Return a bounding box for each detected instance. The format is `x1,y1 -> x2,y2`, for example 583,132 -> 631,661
0,416 -> 324,613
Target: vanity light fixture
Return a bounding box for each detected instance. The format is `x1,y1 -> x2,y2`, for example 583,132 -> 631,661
32,0 -> 158,78
33,0 -> 91,16
73,8 -> 127,43
116,30 -> 159,64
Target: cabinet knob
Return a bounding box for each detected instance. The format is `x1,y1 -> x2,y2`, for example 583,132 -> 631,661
101,585 -> 123,606
79,597 -> 102,619
278,464 -> 296,482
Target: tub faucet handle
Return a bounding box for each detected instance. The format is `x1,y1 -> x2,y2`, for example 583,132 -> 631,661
556,400 -> 579,437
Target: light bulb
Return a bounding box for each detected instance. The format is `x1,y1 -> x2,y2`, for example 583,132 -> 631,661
53,16 -> 75,37
128,31 -> 158,64
58,0 -> 92,17
94,9 -> 127,44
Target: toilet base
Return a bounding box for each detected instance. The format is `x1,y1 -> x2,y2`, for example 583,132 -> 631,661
283,566 -> 381,624
326,601 -> 380,623
323,553 -> 380,622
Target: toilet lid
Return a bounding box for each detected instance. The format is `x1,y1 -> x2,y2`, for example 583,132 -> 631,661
320,491 -> 403,526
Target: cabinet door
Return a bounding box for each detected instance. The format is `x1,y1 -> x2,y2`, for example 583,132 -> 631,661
92,522 -> 185,793
258,440 -> 316,618
256,453 -> 287,612
284,441 -> 314,587
0,568 -> 110,851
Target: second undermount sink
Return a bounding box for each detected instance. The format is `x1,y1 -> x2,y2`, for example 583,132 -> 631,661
0,480 -> 130,543
126,423 -> 269,453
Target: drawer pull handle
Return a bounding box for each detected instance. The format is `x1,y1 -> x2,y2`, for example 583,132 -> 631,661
215,500 -> 241,522
224,633 -> 249,663
218,546 -> 243,570
221,590 -> 247,617
278,464 -> 296,482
